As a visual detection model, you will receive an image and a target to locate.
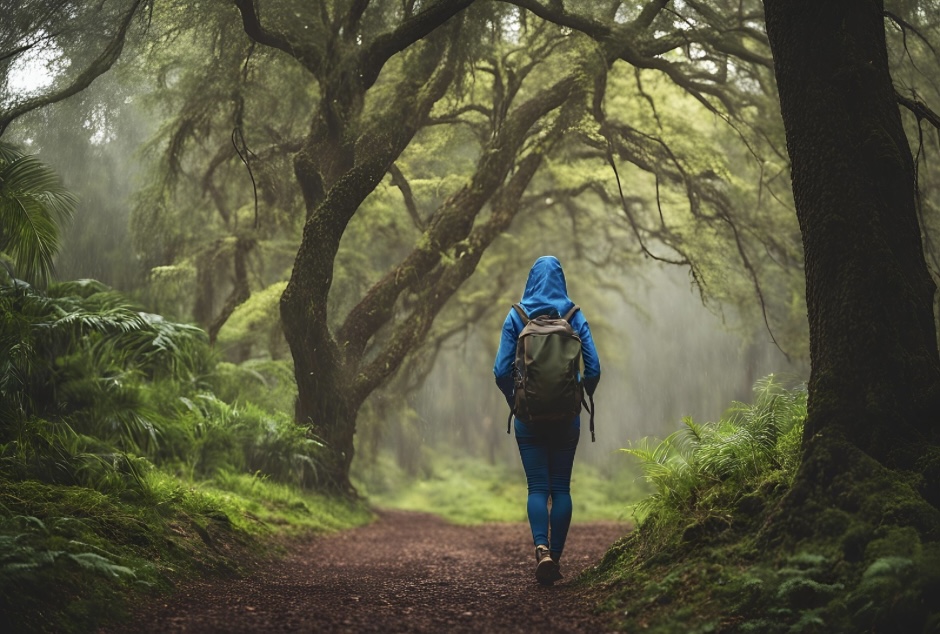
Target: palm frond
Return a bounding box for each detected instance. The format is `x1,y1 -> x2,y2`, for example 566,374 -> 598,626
0,143 -> 76,286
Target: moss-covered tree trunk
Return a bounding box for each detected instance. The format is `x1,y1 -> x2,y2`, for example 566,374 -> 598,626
234,2 -> 469,494
280,150 -> 393,495
762,0 -> 940,525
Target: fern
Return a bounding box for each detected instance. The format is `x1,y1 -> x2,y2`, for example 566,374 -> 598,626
168,393 -> 324,488
623,375 -> 807,534
0,279 -> 211,447
0,513 -> 136,596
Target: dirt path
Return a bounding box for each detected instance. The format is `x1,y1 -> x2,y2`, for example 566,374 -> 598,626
122,510 -> 627,633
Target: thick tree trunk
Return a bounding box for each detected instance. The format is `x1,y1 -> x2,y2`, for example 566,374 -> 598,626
280,159 -> 387,495
762,0 -> 940,518
292,352 -> 358,495
277,28 -> 459,494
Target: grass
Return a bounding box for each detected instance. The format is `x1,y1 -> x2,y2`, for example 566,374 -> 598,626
356,450 -> 648,525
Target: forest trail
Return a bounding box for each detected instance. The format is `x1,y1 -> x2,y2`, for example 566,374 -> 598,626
118,510 -> 628,633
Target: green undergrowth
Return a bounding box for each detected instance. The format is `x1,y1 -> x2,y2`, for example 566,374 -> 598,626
0,467 -> 370,634
0,279 -> 371,632
356,450 -> 648,525
583,376 -> 940,633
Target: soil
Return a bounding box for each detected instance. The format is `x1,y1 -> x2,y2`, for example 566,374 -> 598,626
118,509 -> 628,633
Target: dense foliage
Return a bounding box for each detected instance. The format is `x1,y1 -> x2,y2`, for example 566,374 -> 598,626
0,271 -> 368,631
624,375 -> 805,538
0,275 -> 324,486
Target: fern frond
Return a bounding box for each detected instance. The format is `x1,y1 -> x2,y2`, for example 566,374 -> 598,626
621,375 -> 808,535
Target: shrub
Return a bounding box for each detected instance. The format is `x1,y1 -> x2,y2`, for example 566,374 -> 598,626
622,375 -> 806,540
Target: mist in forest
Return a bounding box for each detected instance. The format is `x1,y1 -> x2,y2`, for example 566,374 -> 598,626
7,89 -> 804,480
5,75 -> 153,290
2,0 -> 824,501
6,2 -> 940,630
399,261 -> 802,475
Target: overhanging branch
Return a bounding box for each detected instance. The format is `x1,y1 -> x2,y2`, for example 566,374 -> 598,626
500,0 -> 614,40
335,73 -> 581,360
0,0 -> 147,137
898,92 -> 940,131
359,0 -> 474,88
351,150 -> 549,403
232,0 -> 322,75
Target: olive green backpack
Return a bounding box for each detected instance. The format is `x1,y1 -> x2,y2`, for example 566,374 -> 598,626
507,304 -> 595,441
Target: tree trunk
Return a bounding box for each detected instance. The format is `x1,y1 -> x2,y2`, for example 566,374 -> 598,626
762,0 -> 940,524
193,245 -> 217,327
208,236 -> 254,345
280,159 -> 386,495
293,354 -> 358,495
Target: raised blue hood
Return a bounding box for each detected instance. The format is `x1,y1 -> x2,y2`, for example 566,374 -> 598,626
518,255 -> 576,319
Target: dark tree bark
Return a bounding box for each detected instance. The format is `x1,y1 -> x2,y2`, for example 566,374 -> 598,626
762,0 -> 940,523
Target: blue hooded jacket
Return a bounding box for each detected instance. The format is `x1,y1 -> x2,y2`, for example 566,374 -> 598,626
493,256 -> 601,408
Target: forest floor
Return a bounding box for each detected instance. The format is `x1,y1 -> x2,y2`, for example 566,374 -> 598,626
110,509 -> 628,633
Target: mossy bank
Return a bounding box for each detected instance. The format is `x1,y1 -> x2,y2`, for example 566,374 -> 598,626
583,378 -> 940,633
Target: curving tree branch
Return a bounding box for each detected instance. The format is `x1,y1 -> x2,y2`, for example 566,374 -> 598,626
898,92 -> 940,131
500,0 -> 614,40
343,0 -> 373,38
335,71 -> 583,363
0,0 -> 147,137
388,163 -> 424,231
231,0 -> 323,76
352,145 -> 560,402
359,0 -> 475,88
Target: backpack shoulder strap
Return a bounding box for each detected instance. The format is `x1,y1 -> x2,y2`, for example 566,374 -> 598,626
563,305 -> 580,323
512,303 -> 530,325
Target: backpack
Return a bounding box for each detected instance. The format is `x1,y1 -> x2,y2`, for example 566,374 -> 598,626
507,303 -> 595,441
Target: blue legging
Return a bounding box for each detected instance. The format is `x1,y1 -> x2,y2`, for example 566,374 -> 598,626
514,416 -> 580,558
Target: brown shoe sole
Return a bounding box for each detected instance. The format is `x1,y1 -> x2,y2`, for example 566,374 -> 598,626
535,557 -> 559,585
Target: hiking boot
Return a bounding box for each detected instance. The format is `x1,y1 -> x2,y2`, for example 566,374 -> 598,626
535,545 -> 561,585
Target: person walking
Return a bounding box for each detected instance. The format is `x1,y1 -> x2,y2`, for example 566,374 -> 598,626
493,255 -> 601,585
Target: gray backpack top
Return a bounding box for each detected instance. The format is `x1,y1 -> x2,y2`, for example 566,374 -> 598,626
508,304 -> 595,441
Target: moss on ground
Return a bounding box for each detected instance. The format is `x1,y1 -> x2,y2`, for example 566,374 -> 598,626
0,471 -> 371,633
583,434 -> 940,633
